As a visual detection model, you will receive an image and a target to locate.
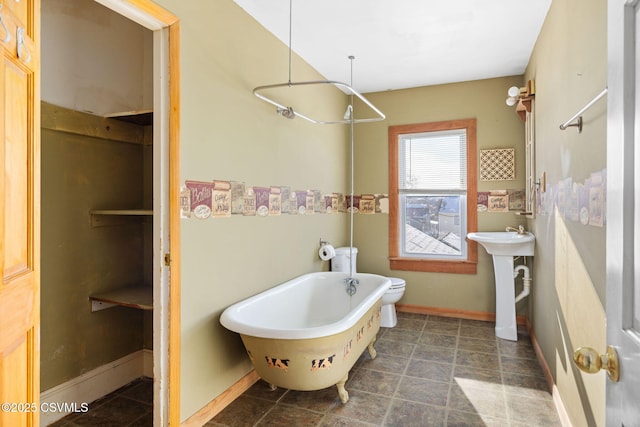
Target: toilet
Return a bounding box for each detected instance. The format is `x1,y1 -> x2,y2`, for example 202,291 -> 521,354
380,277 -> 406,328
331,247 -> 406,328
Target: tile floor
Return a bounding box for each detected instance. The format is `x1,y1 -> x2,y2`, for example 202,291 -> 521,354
47,313 -> 563,427
48,377 -> 153,426
208,313 -> 562,427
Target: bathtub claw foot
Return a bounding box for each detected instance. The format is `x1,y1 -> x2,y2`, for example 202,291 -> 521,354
367,336 -> 377,360
336,374 -> 349,404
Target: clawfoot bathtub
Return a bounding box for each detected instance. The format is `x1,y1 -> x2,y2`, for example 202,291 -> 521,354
220,272 -> 391,403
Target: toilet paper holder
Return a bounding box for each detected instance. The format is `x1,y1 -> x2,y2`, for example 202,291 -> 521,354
318,238 -> 336,261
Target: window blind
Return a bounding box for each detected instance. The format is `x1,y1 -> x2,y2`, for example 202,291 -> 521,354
399,129 -> 467,191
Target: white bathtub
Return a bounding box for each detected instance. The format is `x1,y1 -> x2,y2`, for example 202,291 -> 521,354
220,272 -> 391,403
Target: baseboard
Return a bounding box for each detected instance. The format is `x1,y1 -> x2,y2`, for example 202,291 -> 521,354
526,319 -> 573,426
525,319 -> 555,392
181,370 -> 260,427
396,304 -> 527,325
40,350 -> 152,426
143,348 -> 154,378
552,384 -> 573,427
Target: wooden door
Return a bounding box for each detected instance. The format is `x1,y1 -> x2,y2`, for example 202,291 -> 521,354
0,0 -> 40,426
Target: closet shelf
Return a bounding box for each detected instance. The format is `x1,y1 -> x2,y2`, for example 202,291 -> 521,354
90,209 -> 153,215
104,109 -> 153,126
90,209 -> 153,226
90,285 -> 153,312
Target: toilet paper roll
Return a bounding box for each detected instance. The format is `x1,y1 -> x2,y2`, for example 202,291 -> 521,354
318,244 -> 336,261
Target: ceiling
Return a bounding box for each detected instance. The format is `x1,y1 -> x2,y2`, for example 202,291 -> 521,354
233,0 -> 552,94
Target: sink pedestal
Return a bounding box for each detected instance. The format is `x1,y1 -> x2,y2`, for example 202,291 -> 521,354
466,231 -> 535,342
492,255 -> 518,341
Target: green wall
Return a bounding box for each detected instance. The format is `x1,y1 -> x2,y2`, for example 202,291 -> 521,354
525,0 -> 607,424
152,1 -> 351,419
352,76 -> 527,315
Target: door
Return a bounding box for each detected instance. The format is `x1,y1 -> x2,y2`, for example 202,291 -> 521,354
606,0 -> 640,424
0,0 -> 40,426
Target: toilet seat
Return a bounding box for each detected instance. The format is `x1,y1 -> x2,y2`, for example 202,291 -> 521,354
388,277 -> 406,290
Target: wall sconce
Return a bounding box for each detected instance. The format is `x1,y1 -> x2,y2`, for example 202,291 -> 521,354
505,86 -> 522,106
505,80 -> 535,121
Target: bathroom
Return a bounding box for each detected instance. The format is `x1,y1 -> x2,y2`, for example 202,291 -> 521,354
29,0 -> 613,426
179,0 -> 608,425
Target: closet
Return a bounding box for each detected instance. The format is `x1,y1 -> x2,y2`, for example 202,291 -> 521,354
40,0 -> 155,414
88,110 -> 154,313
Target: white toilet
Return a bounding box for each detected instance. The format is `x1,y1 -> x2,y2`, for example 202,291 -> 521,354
380,277 -> 406,327
332,247 -> 406,328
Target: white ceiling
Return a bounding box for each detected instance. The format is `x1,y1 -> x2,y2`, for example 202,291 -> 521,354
234,0 -> 552,94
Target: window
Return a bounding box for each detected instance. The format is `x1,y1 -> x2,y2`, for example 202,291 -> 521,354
388,119 -> 477,274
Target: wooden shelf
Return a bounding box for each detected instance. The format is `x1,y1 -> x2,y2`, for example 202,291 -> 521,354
90,209 -> 153,226
90,285 -> 153,312
104,109 -> 153,126
90,209 -> 153,215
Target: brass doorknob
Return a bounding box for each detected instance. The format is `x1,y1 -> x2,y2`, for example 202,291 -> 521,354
573,345 -> 619,382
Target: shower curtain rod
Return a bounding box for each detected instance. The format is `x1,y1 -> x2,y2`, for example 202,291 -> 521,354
252,0 -> 384,125
253,80 -> 386,125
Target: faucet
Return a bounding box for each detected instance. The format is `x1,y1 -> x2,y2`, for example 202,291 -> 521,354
506,225 -> 526,234
344,277 -> 359,296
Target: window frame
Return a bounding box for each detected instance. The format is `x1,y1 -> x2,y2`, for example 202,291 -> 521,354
388,119 -> 478,274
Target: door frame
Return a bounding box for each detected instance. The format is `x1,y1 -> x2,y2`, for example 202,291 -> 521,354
91,1 -> 180,424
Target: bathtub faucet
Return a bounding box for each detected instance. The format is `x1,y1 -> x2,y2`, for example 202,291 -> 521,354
344,277 -> 359,296
506,225 -> 526,234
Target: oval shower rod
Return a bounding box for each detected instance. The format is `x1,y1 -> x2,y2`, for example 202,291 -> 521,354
253,80 -> 386,125
252,0 -> 385,125
559,88 -> 607,132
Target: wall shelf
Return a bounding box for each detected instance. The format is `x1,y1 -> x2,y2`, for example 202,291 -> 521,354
90,285 -> 153,312
90,209 -> 153,227
90,209 -> 153,215
104,109 -> 153,126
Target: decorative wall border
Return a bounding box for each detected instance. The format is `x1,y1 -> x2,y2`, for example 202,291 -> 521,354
477,189 -> 525,212
181,180 -> 389,219
537,169 -> 606,227
181,179 -> 533,220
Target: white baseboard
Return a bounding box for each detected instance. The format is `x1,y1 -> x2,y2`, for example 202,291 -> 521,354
143,348 -> 154,378
552,384 -> 573,427
40,350 -> 153,426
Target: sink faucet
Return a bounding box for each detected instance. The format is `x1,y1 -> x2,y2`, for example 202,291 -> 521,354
506,225 -> 526,234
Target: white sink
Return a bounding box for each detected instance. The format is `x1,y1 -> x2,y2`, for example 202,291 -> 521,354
466,231 -> 535,256
467,231 -> 535,341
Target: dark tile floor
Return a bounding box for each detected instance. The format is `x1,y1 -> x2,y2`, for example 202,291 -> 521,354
207,313 -> 562,427
46,314 -> 562,427
48,377 -> 153,426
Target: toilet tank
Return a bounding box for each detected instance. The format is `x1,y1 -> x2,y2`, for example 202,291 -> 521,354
331,247 -> 358,273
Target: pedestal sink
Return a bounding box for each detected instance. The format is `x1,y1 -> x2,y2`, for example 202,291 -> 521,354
467,231 -> 535,341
